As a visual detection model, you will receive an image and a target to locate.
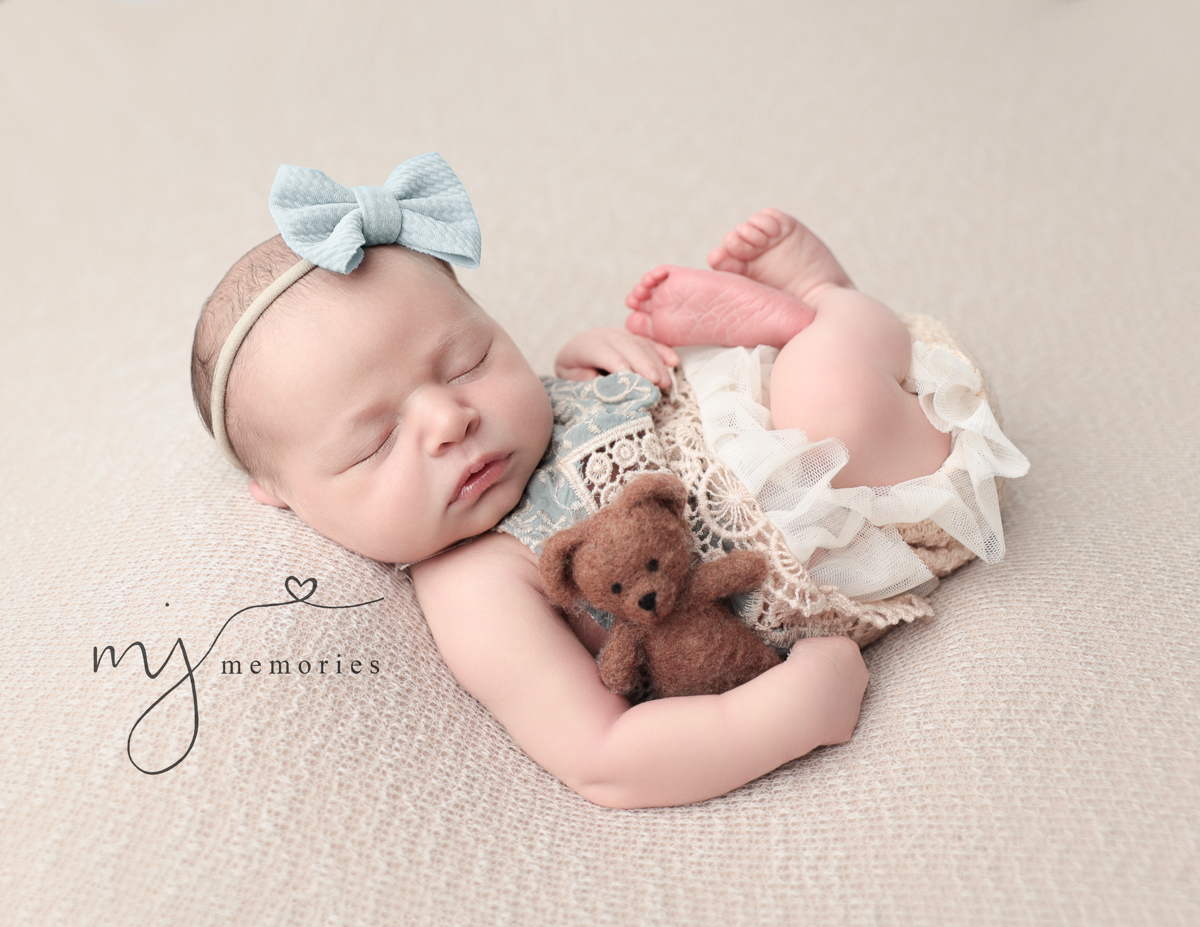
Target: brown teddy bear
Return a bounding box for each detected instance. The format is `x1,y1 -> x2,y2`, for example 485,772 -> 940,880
539,472 -> 782,699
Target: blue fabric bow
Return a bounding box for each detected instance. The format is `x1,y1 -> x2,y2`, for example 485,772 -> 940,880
268,153 -> 481,274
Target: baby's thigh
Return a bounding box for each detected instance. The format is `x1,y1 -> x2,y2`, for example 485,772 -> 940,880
767,293 -> 951,487
769,334 -> 894,446
768,290 -> 910,437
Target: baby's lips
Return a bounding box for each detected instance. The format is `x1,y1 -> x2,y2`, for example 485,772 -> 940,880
451,452 -> 510,505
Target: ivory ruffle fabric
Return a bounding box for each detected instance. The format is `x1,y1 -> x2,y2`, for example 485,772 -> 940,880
678,315 -> 1030,602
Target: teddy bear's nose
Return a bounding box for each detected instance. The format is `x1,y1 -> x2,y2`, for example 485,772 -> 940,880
638,591 -> 657,612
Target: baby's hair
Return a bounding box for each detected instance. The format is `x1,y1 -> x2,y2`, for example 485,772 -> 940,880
191,236 -> 458,480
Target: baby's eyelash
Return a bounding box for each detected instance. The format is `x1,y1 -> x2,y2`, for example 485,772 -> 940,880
355,425 -> 398,467
451,345 -> 492,383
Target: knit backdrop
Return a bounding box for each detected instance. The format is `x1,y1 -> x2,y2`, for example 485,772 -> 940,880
1,1 -> 1197,924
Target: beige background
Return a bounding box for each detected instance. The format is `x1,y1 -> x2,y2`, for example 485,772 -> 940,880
2,0 -> 1197,924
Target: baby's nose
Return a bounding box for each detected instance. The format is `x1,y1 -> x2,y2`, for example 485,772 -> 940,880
637,591 -> 657,612
416,387 -> 479,453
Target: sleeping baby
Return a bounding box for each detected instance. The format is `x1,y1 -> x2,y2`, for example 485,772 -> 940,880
191,154 -> 1028,808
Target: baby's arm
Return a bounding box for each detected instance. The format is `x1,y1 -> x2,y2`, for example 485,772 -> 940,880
555,327 -> 679,388
411,531 -> 868,809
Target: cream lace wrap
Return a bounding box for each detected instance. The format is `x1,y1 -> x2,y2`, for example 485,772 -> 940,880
498,314 -> 1029,648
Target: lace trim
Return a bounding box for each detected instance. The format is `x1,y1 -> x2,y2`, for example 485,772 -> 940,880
561,419 -> 668,513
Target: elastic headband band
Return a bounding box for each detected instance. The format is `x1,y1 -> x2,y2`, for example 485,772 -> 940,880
210,258 -> 316,469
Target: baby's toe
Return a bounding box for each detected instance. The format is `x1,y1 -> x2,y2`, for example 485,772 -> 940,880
641,266 -> 671,288
708,245 -> 745,274
744,208 -> 787,238
625,311 -> 653,339
626,282 -> 655,309
720,230 -> 762,262
735,221 -> 772,249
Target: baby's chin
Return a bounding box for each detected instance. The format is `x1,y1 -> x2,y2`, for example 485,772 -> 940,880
373,530 -> 495,567
337,534 -> 461,569
363,503 -> 523,567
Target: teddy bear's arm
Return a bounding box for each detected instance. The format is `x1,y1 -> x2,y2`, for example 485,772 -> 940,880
689,550 -> 769,603
597,624 -> 642,696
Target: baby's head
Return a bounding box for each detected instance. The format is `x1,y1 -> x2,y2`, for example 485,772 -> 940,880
192,238 -> 552,564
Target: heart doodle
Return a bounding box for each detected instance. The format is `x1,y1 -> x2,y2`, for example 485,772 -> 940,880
285,576 -> 318,602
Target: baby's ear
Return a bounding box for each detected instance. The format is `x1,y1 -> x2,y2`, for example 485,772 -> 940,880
539,523 -> 589,609
248,480 -> 289,509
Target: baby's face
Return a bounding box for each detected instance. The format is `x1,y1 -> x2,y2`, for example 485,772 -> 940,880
242,246 -> 552,564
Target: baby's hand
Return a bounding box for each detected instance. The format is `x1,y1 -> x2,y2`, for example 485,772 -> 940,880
555,327 -> 680,389
786,635 -> 869,747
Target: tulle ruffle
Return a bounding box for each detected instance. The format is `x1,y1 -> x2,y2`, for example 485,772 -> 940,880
678,340 -> 1030,601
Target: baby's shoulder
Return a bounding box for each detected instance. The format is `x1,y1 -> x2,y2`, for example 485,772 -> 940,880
408,531 -> 567,683
410,530 -> 540,600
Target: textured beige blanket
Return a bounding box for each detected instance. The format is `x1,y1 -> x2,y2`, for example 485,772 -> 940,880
2,1 -> 1197,924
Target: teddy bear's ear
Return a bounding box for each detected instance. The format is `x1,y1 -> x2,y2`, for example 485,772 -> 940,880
619,472 -> 688,518
538,522 -> 590,609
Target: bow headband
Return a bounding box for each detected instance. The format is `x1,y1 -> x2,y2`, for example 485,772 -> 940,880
210,153 -> 481,470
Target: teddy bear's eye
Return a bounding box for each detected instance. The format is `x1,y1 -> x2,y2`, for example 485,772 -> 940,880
611,583 -> 622,595
647,559 -> 659,572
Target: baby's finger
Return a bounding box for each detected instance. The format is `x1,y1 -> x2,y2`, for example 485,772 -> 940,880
555,363 -> 601,381
650,340 -> 680,368
619,333 -> 678,384
580,342 -> 638,378
624,340 -> 676,388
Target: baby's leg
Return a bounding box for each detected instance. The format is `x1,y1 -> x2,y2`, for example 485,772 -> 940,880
701,209 -> 950,487
769,286 -> 951,488
629,209 -> 950,488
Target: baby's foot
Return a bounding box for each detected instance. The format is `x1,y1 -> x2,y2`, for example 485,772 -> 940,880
625,265 -> 816,348
707,208 -> 852,302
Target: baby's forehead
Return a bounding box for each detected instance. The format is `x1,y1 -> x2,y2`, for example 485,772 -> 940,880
248,258 -> 490,379
266,254 -> 439,321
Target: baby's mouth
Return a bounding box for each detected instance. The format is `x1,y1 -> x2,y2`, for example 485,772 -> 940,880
452,454 -> 511,505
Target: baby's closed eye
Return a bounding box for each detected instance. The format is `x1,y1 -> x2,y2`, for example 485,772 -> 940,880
348,424 -> 399,469
369,426 -> 400,460
449,342 -> 492,385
